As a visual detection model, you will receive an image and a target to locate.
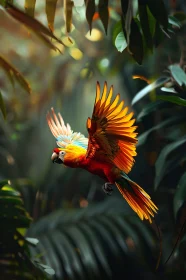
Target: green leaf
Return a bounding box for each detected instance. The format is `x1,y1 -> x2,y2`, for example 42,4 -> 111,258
137,100 -> 164,121
0,91 -> 6,119
147,0 -> 168,30
0,56 -> 31,94
6,4 -> 64,46
115,31 -> 127,52
46,0 -> 58,32
168,65 -> 186,86
155,136 -> 186,190
157,95 -> 186,106
24,0 -> 36,17
168,15 -> 181,28
0,180 -> 9,189
138,115 -> 184,146
132,76 -> 170,105
128,18 -> 143,64
112,20 -> 122,44
85,0 -> 96,34
98,0 -> 109,35
174,173 -> 186,217
139,4 -> 153,50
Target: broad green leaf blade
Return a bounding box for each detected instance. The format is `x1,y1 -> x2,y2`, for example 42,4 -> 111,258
85,0 -> 96,34
138,116 -> 184,146
24,0 -> 36,17
132,76 -> 170,105
98,0 -> 109,35
139,4 -> 153,50
46,0 -> 58,32
174,173 -> 186,217
112,20 -> 122,44
128,18 -> 143,64
0,56 -> 31,94
168,65 -> 186,86
157,95 -> 186,106
147,0 -> 168,30
115,31 -> 127,52
155,136 -> 186,190
64,0 -> 73,33
0,91 -> 6,119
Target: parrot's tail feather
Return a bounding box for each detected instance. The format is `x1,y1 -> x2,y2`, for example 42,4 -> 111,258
115,179 -> 158,223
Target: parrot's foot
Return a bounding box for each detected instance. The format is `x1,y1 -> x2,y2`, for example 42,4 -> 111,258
102,183 -> 113,195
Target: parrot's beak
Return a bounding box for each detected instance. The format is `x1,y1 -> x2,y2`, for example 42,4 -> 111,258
51,152 -> 63,164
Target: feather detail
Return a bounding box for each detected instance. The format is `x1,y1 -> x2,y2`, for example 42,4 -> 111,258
46,108 -> 88,149
86,81 -> 138,173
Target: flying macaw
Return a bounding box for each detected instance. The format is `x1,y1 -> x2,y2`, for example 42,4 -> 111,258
47,82 -> 158,223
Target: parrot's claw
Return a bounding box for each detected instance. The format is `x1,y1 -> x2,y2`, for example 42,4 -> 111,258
102,183 -> 113,195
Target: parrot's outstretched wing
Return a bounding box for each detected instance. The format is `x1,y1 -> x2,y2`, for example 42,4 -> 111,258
86,82 -> 138,174
47,108 -> 88,149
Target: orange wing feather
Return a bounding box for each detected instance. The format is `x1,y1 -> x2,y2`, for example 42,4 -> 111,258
86,82 -> 138,173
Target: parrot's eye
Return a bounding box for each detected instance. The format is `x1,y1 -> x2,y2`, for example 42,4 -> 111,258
60,151 -> 66,156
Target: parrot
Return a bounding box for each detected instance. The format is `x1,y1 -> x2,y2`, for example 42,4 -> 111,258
46,81 -> 158,223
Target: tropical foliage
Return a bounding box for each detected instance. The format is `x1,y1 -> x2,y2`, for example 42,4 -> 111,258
1,0 -> 186,279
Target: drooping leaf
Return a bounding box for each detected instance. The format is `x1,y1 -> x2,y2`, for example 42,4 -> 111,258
168,65 -> 186,86
46,0 -> 58,32
155,136 -> 186,189
27,198 -> 157,279
0,56 -> 31,94
147,0 -> 168,30
115,31 -> 127,52
64,0 -> 74,33
157,95 -> 186,106
85,0 -> 96,34
6,4 -> 64,45
137,100 -> 164,121
24,0 -> 36,17
0,91 -> 6,120
174,173 -> 186,217
125,0 -> 133,43
128,18 -> 143,64
138,116 -> 184,146
132,76 -> 170,105
139,4 -> 153,50
98,0 -> 109,34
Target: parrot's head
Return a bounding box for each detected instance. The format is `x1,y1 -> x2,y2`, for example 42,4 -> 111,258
51,148 -> 65,164
51,145 -> 87,166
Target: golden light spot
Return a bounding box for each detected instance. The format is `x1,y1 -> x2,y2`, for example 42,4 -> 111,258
69,48 -> 83,60
85,28 -> 103,41
80,68 -> 93,78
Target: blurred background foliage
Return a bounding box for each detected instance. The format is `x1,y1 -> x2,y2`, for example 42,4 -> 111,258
1,0 -> 186,279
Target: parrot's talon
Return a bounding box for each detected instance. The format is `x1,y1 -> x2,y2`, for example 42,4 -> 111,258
102,183 -> 113,195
